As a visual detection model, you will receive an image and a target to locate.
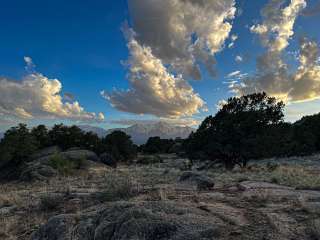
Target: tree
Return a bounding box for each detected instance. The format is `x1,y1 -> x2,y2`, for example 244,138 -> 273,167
31,125 -> 51,148
185,92 -> 285,169
103,131 -> 137,162
0,124 -> 39,179
141,137 -> 175,154
49,124 -> 84,150
82,131 -> 104,154
291,113 -> 320,155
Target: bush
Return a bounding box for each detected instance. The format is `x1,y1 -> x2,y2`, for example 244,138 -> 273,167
98,172 -> 140,202
49,153 -> 85,175
39,194 -> 64,211
136,155 -> 163,165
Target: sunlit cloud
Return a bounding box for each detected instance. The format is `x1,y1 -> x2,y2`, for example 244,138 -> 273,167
0,57 -> 105,123
103,28 -> 206,118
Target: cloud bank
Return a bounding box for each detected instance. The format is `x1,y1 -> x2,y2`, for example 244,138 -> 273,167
106,0 -> 237,118
232,0 -> 320,103
128,0 -> 236,80
0,58 -> 105,123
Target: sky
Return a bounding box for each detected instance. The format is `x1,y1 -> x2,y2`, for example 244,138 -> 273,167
0,0 -> 320,131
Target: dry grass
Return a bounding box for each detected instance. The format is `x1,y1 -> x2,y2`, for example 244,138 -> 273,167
208,163 -> 320,190
97,171 -> 141,202
271,166 -> 320,190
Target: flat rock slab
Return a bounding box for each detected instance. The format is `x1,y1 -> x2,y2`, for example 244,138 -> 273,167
239,181 -> 320,203
238,181 -> 294,191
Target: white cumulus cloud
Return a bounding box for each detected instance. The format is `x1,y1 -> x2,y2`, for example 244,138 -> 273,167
0,58 -> 105,123
231,0 -> 320,103
103,30 -> 205,118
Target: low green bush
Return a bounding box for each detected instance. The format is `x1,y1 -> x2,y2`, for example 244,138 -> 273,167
49,153 -> 85,175
136,155 -> 163,165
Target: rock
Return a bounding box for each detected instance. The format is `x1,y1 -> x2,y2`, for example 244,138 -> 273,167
238,181 -> 294,191
179,171 -> 215,190
0,205 -> 17,216
31,214 -> 77,240
99,153 -> 117,168
29,146 -> 61,161
20,162 -> 57,181
31,201 -> 227,240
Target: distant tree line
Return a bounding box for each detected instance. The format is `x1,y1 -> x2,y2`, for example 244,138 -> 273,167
0,124 -> 137,179
1,92 -> 320,175
139,136 -> 183,154
184,92 -> 320,169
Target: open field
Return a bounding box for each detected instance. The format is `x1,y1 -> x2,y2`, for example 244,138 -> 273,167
1,154 -> 320,239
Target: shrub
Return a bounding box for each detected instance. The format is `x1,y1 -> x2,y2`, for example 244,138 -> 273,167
49,153 -> 80,175
39,194 -> 64,211
98,172 -> 140,202
136,155 -> 163,165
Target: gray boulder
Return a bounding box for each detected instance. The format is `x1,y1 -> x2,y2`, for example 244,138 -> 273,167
20,162 -> 57,181
29,146 -> 61,161
31,214 -> 77,240
179,171 -> 215,190
20,149 -> 99,181
31,201 -> 225,240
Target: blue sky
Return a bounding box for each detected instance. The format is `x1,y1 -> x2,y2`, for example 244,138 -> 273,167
0,0 -> 319,131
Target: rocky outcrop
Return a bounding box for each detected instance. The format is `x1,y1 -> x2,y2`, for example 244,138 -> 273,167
20,162 -> 57,181
29,146 -> 61,161
31,201 -> 226,240
20,149 -> 100,181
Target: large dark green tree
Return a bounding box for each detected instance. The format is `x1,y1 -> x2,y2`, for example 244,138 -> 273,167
31,124 -> 52,148
102,131 -> 137,162
141,137 -> 175,154
49,124 -> 84,150
0,124 -> 39,179
185,92 -> 285,169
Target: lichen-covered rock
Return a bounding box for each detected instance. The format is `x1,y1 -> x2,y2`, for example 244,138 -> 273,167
20,162 -> 57,181
31,201 -> 226,240
31,214 -> 77,240
29,146 -> 61,161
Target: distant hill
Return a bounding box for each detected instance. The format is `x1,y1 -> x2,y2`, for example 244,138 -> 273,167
79,122 -> 194,145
